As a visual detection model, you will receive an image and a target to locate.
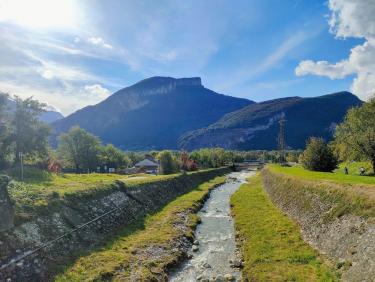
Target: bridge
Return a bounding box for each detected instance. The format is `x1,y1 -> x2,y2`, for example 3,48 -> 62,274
232,161 -> 264,171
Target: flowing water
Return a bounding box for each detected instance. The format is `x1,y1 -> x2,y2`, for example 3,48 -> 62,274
170,171 -> 255,282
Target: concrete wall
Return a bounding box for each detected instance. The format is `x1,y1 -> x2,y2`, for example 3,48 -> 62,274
0,167 -> 230,281
261,168 -> 375,282
0,175 -> 14,232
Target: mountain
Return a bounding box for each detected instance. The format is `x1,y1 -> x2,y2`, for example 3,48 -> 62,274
39,107 -> 64,123
2,96 -> 63,123
52,77 -> 252,150
179,91 -> 362,150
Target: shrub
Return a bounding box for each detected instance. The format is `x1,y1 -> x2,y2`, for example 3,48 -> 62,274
299,137 -> 337,172
158,150 -> 178,175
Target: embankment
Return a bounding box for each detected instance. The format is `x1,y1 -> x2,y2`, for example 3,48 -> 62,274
56,176 -> 226,281
261,167 -> 375,281
0,167 -> 230,281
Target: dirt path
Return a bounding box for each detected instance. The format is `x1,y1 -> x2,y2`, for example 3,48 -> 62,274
169,171 -> 255,282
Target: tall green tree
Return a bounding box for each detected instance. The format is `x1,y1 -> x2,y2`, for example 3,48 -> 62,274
300,137 -> 337,172
158,150 -> 178,175
0,93 -> 10,167
57,126 -> 101,173
10,96 -> 50,162
334,98 -> 375,174
100,144 -> 130,169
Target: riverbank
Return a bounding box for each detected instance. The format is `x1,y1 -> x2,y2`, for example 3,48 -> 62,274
55,176 -> 226,281
1,168 -> 230,281
231,174 -> 338,281
261,166 -> 375,281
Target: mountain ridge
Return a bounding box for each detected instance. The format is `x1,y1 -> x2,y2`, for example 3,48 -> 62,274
52,76 -> 253,149
179,91 -> 362,150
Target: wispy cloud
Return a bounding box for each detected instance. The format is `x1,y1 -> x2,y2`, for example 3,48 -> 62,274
87,36 -> 113,49
214,29 -> 317,93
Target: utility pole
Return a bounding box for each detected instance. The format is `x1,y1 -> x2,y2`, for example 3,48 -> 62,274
278,116 -> 286,164
19,151 -> 24,181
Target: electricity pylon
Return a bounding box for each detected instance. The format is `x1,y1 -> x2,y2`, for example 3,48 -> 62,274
278,116 -> 287,164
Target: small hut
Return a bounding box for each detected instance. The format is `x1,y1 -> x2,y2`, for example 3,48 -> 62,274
135,159 -> 159,174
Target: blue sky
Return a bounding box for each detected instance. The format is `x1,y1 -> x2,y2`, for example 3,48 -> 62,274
0,0 -> 374,115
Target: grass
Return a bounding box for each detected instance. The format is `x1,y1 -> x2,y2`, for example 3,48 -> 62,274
231,175 -> 338,281
3,166 -> 227,225
54,176 -> 226,281
3,167 -> 164,222
268,164 -> 375,186
336,161 -> 374,176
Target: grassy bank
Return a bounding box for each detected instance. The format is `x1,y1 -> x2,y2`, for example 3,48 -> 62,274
54,176 -> 226,281
231,175 -> 337,281
4,167 -> 165,223
4,167 -> 223,224
269,164 -> 375,185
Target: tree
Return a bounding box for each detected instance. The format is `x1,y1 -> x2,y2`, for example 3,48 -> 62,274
300,137 -> 337,172
100,144 -> 130,169
10,96 -> 50,162
180,150 -> 198,171
0,93 -> 10,168
57,126 -> 101,173
158,150 -> 178,175
333,98 -> 375,174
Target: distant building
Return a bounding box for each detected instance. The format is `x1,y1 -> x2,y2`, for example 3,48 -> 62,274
134,159 -> 159,174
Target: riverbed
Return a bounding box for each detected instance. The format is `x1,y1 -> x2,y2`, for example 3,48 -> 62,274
170,171 -> 255,281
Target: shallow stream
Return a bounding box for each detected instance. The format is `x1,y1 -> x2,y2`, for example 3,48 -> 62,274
170,171 -> 254,281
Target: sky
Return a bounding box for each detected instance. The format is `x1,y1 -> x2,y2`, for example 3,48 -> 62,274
0,0 -> 374,115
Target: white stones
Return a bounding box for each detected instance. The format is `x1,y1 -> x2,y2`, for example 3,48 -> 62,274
193,240 -> 199,245
192,245 -> 199,252
224,273 -> 235,281
230,259 -> 243,268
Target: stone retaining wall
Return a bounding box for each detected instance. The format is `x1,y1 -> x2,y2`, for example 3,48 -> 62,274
261,168 -> 375,282
0,175 -> 14,233
0,167 -> 230,281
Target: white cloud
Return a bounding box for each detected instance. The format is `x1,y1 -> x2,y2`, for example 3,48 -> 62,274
83,84 -> 110,100
295,0 -> 375,100
87,36 -> 113,49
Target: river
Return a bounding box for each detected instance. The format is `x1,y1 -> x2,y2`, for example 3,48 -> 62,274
170,171 -> 255,282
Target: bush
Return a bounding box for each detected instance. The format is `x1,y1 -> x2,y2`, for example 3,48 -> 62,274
299,137 -> 337,172
158,150 -> 178,175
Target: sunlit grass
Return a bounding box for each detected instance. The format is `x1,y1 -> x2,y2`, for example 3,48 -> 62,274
231,175 -> 338,281
269,164 -> 375,185
3,167 -> 170,223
